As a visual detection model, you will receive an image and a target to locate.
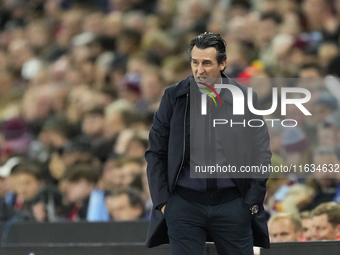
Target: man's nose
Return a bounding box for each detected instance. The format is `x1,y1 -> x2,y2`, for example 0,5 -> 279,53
197,64 -> 204,75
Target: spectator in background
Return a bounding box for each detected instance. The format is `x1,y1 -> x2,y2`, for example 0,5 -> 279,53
282,126 -> 313,176
124,135 -> 148,158
136,67 -> 166,114
268,212 -> 303,242
0,156 -> 22,221
257,11 -> 282,76
265,154 -> 290,215
300,211 -> 313,241
105,187 -> 145,221
59,164 -> 101,222
302,146 -> 340,211
48,137 -> 100,183
311,202 -> 340,240
113,157 -> 143,190
298,63 -> 324,79
318,123 -> 338,148
0,117 -> 33,160
29,185 -> 63,222
116,29 -> 142,57
8,39 -> 42,81
100,99 -> 132,160
81,107 -> 106,142
40,115 -> 76,150
325,110 -> 340,148
312,91 -> 338,124
10,161 -> 44,212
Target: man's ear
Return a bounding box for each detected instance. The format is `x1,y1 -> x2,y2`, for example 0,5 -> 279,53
220,59 -> 227,71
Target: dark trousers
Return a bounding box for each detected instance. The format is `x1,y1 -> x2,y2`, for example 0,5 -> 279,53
164,194 -> 253,255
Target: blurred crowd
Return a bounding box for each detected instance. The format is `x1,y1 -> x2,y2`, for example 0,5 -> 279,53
0,0 -> 340,243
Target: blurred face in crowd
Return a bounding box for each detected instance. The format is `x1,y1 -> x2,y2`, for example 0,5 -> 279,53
257,18 -> 278,45
313,104 -> 333,123
318,127 -> 336,147
126,140 -> 146,158
63,179 -> 95,204
13,173 -> 42,201
312,214 -> 340,240
269,132 -> 282,154
105,193 -> 143,221
268,218 -> 302,242
299,67 -> 322,79
48,152 -> 66,180
102,159 -> 118,190
112,162 -> 141,189
191,46 -> 226,88
82,113 -> 104,138
141,73 -> 164,102
301,218 -> 313,241
313,154 -> 338,188
104,112 -> 125,139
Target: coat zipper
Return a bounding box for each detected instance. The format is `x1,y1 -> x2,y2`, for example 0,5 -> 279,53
173,93 -> 189,191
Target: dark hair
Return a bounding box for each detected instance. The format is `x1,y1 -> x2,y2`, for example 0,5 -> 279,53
106,187 -> 144,211
188,32 -> 227,67
327,55 -> 340,77
11,162 -> 43,181
115,156 -> 144,168
312,202 -> 340,227
300,63 -> 324,76
85,107 -> 105,117
60,164 -> 100,184
231,0 -> 251,11
260,11 -> 282,24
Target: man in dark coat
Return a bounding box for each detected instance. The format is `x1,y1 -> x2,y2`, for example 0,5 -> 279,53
145,32 -> 271,255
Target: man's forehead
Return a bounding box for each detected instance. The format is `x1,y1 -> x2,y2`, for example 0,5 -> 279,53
191,46 -> 217,60
313,214 -> 329,224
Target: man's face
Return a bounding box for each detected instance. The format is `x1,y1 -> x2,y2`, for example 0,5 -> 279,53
63,179 -> 94,203
302,218 -> 313,241
191,46 -> 226,88
105,193 -> 142,221
312,214 -> 340,240
268,218 -> 302,242
14,173 -> 41,201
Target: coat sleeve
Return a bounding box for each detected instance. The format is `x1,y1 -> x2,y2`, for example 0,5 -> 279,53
244,90 -> 272,206
145,86 -> 174,210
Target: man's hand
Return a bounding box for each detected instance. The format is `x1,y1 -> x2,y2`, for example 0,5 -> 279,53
161,205 -> 166,214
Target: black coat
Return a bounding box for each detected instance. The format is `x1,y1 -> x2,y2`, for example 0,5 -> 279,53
145,74 -> 272,248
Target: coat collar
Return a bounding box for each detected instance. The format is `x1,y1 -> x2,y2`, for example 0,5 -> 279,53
174,73 -> 235,104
